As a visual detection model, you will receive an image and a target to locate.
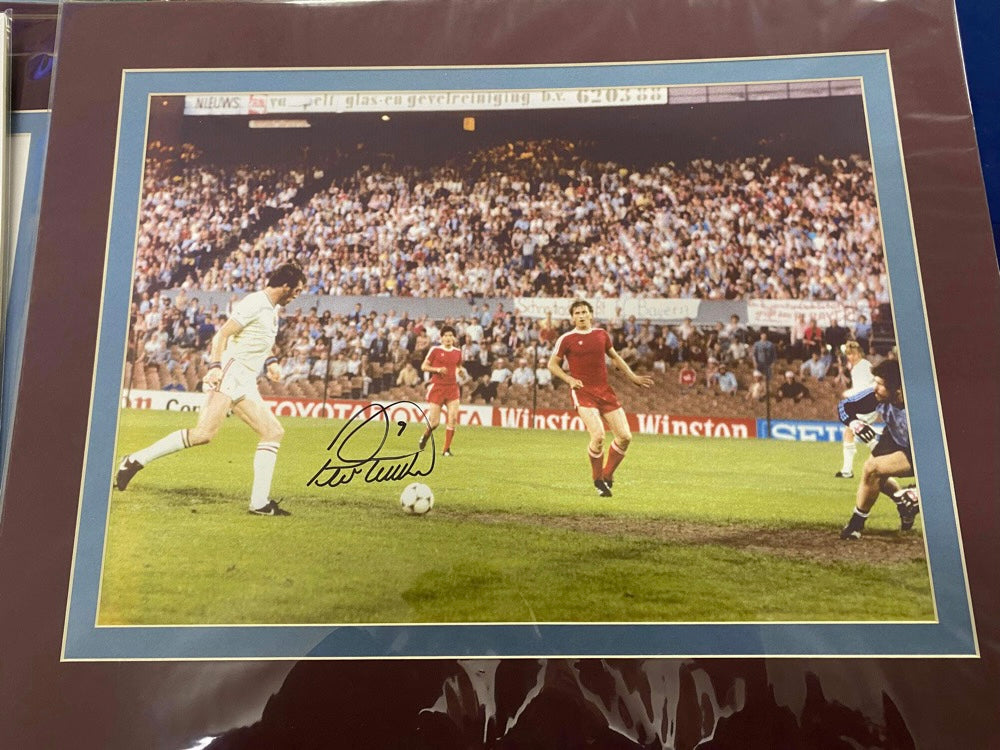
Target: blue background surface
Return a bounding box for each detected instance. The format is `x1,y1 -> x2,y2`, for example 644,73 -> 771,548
955,0 -> 1000,261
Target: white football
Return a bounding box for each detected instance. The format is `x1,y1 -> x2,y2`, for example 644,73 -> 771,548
399,482 -> 434,515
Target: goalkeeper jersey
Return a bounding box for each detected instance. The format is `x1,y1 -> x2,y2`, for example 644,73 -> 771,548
838,388 -> 909,450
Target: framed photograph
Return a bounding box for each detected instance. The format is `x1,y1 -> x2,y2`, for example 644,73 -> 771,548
1,2 -> 56,509
2,0 -> 998,745
53,55 -> 970,663
2,109 -> 48,495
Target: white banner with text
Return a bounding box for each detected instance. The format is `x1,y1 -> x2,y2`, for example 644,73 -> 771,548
183,80 -> 860,117
746,299 -> 851,328
513,297 -> 700,323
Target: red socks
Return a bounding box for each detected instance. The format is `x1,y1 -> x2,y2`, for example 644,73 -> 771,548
588,447 -> 604,480
603,440 -> 627,480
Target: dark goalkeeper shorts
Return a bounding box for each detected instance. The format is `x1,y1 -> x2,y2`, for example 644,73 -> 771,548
872,429 -> 913,464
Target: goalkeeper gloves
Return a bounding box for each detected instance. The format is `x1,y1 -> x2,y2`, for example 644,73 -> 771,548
849,419 -> 877,443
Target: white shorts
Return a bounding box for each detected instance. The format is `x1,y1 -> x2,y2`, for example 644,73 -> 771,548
217,359 -> 264,405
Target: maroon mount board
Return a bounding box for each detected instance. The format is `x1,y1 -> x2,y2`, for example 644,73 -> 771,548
1,0 -> 998,747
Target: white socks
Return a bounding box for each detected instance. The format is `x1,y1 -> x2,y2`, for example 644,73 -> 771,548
131,429 -> 190,466
250,441 -> 280,509
841,441 -> 857,475
130,431 -> 281,511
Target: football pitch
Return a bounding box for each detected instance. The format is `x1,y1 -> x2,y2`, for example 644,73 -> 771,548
98,410 -> 933,626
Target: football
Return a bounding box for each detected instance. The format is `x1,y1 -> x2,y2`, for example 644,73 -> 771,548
399,482 -> 434,515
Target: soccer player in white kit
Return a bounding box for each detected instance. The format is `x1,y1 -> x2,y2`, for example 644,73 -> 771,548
835,341 -> 876,478
115,263 -> 307,515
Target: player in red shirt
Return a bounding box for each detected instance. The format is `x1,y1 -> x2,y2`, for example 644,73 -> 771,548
418,326 -> 467,456
548,300 -> 653,497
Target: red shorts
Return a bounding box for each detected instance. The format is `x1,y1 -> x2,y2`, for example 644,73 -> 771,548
426,382 -> 460,405
571,384 -> 621,414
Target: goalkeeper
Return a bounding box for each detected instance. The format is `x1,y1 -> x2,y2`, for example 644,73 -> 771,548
837,358 -> 919,539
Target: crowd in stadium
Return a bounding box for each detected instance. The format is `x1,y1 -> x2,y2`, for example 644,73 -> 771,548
126,137 -> 892,418
134,141 -> 306,298
127,285 -> 887,421
134,139 -> 887,308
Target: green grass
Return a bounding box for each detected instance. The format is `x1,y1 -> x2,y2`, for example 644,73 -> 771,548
99,410 -> 934,625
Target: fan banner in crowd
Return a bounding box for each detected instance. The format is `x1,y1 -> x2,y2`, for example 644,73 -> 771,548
746,299 -> 852,328
513,297 -> 701,322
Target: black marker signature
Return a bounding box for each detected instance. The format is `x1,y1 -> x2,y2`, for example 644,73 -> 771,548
306,401 -> 435,488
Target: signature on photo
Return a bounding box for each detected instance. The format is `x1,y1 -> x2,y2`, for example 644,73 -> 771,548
306,401 -> 434,488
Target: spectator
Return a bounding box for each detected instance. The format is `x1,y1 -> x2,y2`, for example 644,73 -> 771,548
329,352 -> 349,379
678,317 -> 696,342
789,314 -> 806,359
310,353 -> 329,382
359,356 -> 374,397
510,358 -> 536,387
748,370 -> 767,402
725,335 -> 749,366
143,324 -> 170,365
802,318 -> 824,356
853,315 -> 872,352
346,349 -> 363,376
678,361 -> 697,388
537,311 -> 559,345
474,358 -> 513,402
777,370 -> 811,402
705,356 -> 720,388
412,329 -> 432,365
706,322 -> 726,361
824,319 -> 849,353
368,329 -> 390,364
470,374 -> 493,403
647,333 -> 669,373
283,354 -> 311,383
478,304 -> 493,329
751,330 -> 777,378
716,364 -> 739,395
396,361 -> 421,387
662,328 -> 680,363
722,314 -> 747,346
347,302 -> 363,325
618,338 -> 641,370
465,317 -> 484,344
196,316 -> 217,349
799,351 -> 829,381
